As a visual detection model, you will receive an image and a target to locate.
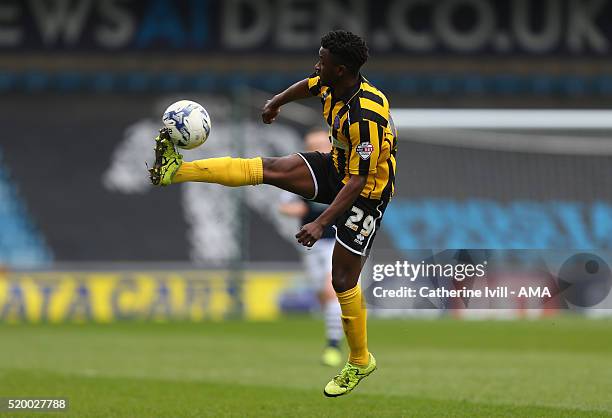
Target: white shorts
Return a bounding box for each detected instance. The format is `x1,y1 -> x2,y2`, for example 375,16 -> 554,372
303,238 -> 335,291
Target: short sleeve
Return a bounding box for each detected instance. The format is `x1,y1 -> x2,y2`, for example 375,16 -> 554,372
307,73 -> 323,97
348,120 -> 381,175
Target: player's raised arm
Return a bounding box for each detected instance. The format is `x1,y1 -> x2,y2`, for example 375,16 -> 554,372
262,78 -> 311,124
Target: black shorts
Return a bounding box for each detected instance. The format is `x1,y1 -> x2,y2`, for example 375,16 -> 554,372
297,151 -> 389,256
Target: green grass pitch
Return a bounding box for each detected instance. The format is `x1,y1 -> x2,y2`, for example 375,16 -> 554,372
0,316 -> 611,417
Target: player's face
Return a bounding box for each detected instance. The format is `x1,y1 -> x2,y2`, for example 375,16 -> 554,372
315,47 -> 342,86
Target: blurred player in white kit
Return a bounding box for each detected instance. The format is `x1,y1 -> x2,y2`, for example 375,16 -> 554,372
278,129 -> 343,367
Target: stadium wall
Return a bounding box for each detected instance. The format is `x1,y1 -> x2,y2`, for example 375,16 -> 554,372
0,269 -> 304,322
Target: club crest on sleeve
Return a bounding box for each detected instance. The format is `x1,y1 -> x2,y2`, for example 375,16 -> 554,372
356,142 -> 374,160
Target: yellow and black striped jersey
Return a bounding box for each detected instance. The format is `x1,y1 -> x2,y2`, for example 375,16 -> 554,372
307,73 -> 397,200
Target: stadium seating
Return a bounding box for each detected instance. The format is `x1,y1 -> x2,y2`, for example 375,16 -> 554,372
1,70 -> 611,97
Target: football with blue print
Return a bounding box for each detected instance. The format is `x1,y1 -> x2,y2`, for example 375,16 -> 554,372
162,100 -> 211,150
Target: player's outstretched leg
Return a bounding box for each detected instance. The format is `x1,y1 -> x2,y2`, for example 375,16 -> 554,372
149,131 -> 315,199
149,128 -> 263,187
323,243 -> 376,397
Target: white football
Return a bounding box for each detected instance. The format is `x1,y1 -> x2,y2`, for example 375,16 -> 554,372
162,100 -> 211,149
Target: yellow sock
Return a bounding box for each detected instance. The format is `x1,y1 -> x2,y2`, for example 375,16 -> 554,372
172,157 -> 263,186
336,285 -> 369,366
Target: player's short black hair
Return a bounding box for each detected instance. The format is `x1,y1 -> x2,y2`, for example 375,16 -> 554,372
320,30 -> 368,75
